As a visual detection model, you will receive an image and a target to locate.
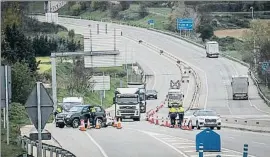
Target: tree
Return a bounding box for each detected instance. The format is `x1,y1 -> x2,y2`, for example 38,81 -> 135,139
138,4 -> 148,18
11,62 -> 36,104
110,4 -> 122,19
120,1 -> 130,11
1,24 -> 37,71
68,29 -> 75,39
91,1 -> 109,11
198,24 -> 214,42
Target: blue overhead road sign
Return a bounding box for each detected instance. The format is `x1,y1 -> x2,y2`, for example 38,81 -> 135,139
177,18 -> 193,30
148,19 -> 154,25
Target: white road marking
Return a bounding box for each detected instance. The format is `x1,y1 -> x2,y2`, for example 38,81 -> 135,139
202,155 -> 242,157
84,132 -> 109,157
252,141 -> 266,145
177,146 -> 195,149
184,150 -> 195,153
228,137 -> 235,140
248,99 -> 270,114
171,142 -> 194,145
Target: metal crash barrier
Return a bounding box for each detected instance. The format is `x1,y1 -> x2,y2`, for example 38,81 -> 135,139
18,135 -> 76,157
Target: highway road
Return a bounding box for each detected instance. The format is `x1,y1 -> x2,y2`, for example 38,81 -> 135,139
36,16 -> 270,157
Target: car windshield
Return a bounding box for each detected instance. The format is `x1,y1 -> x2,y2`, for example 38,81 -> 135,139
62,102 -> 82,111
69,106 -> 84,112
169,94 -> 181,99
197,110 -> 217,116
117,97 -> 138,104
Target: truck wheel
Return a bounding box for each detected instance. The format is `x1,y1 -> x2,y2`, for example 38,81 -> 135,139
210,127 -> 215,130
58,123 -> 65,128
72,119 -> 80,128
134,118 -> 140,121
217,127 -> 221,130
56,123 -> 59,127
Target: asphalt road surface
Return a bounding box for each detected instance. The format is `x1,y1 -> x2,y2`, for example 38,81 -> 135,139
36,16 -> 270,157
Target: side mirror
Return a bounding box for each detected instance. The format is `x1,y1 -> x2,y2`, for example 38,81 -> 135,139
193,113 -> 197,117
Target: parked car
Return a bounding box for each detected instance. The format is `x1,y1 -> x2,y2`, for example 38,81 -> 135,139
55,105 -> 107,128
146,90 -> 158,99
190,109 -> 221,130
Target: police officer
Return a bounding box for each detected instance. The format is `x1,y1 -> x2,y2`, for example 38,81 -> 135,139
178,105 -> 185,126
168,104 -> 177,127
54,105 -> 63,117
90,107 -> 96,126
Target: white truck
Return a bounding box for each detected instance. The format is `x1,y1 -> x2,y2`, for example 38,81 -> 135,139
127,82 -> 147,113
113,88 -> 141,121
62,97 -> 84,112
231,75 -> 249,100
205,41 -> 219,58
167,80 -> 184,108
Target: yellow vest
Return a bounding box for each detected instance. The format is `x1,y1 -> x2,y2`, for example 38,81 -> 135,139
57,107 -> 62,113
169,107 -> 177,113
91,108 -> 96,112
178,107 -> 184,113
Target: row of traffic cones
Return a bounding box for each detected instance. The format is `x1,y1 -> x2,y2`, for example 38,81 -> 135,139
79,119 -> 102,131
113,117 -> 122,129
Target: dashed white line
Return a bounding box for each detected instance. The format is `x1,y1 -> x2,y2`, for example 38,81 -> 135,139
84,132 -> 109,157
171,142 -> 194,145
252,141 -> 266,145
177,146 -> 195,149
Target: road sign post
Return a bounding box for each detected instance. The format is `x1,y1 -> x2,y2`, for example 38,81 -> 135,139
25,82 -> 54,157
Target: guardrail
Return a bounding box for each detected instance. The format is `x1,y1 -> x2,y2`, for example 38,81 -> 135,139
31,13 -> 269,107
146,28 -> 270,107
17,135 -> 76,157
124,35 -> 201,110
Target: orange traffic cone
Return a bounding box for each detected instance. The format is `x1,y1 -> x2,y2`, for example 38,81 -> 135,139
113,117 -> 117,127
87,119 -> 91,129
188,120 -> 193,130
160,117 -> 164,126
165,118 -> 170,127
117,119 -> 122,129
79,119 -> 86,131
95,119 -> 101,129
155,116 -> 159,125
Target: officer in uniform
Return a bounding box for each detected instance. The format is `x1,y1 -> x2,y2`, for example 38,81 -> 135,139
178,104 -> 185,127
168,104 -> 177,127
54,105 -> 63,117
90,107 -> 96,126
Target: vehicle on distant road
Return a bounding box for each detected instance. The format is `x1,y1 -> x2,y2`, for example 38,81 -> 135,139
231,75 -> 249,100
205,41 -> 219,58
190,109 -> 221,130
55,105 -> 107,128
146,90 -> 158,99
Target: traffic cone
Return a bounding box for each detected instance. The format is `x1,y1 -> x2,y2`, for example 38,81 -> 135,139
151,116 -> 154,124
79,119 -> 86,131
87,119 -> 91,129
165,118 -> 170,127
188,120 -> 193,130
95,119 -> 101,129
117,119 -> 122,129
155,116 -> 159,125
113,117 -> 117,127
160,117 -> 164,126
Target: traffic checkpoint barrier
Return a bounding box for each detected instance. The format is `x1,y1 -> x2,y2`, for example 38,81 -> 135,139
116,119 -> 122,129
18,135 -> 76,157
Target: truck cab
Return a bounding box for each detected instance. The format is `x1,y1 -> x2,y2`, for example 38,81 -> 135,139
231,75 -> 249,100
167,89 -> 184,108
205,41 -> 219,58
114,88 -> 141,121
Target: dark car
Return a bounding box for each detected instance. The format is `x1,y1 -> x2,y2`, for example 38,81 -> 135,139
55,105 -> 107,128
146,90 -> 158,100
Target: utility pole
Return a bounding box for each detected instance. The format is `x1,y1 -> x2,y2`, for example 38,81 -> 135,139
250,7 -> 257,72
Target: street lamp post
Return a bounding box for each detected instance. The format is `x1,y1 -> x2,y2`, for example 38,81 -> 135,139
250,7 -> 257,72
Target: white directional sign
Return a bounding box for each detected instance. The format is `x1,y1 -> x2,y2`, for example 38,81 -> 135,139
84,55 -> 122,68
89,76 -> 111,91
25,82 -> 54,131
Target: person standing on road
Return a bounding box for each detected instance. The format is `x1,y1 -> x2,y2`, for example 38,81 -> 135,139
90,107 -> 96,127
178,105 -> 185,127
168,105 -> 177,127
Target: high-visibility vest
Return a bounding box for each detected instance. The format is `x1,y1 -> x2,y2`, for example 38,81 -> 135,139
57,107 -> 62,113
91,108 -> 96,113
169,107 -> 177,113
178,107 -> 184,113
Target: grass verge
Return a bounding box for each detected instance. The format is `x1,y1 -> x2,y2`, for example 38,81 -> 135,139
1,103 -> 31,157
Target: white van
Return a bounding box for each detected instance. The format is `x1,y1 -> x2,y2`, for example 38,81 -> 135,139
205,41 -> 219,58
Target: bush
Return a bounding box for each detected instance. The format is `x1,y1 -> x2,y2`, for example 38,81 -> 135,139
70,3 -> 82,16
109,4 -> 122,19
138,4 -> 148,18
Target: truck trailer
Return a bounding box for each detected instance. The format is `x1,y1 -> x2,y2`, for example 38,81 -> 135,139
127,82 -> 147,113
205,41 -> 219,58
231,75 -> 249,100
